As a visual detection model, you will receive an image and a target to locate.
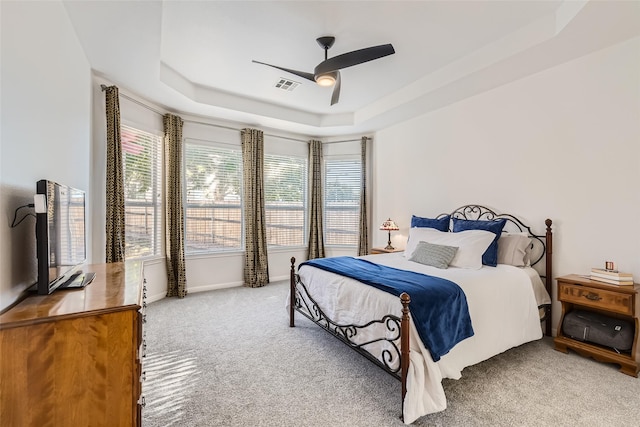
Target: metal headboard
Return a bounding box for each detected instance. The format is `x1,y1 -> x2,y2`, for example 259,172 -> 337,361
439,204 -> 548,267
437,204 -> 553,336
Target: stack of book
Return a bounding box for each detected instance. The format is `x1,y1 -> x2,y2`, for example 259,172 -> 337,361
590,268 -> 634,286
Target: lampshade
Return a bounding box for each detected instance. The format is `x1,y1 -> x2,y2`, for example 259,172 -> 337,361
315,72 -> 337,87
380,218 -> 399,231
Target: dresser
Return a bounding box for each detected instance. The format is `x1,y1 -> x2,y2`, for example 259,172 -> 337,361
553,274 -> 639,377
0,261 -> 146,426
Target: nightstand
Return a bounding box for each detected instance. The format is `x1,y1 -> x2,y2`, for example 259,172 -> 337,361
553,274 -> 640,377
370,247 -> 404,255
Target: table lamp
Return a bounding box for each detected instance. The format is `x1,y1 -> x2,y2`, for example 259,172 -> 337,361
380,218 -> 399,250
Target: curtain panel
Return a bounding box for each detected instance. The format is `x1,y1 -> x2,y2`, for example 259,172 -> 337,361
104,85 -> 126,263
307,140 -> 325,259
164,114 -> 187,298
241,128 -> 269,288
357,136 -> 370,256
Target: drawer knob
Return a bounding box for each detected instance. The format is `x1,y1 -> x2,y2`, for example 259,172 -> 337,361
584,292 -> 602,301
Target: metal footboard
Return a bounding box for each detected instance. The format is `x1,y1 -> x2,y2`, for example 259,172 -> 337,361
289,257 -> 411,419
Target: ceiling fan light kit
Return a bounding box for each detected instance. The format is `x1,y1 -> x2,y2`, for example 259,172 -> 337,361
315,72 -> 337,87
253,36 -> 394,105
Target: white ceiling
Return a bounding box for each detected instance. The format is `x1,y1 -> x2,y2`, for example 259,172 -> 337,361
63,1 -> 640,137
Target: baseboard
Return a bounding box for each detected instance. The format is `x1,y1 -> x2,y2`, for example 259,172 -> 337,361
188,275 -> 289,293
147,292 -> 167,304
269,274 -> 289,283
188,281 -> 244,294
148,275 -> 290,303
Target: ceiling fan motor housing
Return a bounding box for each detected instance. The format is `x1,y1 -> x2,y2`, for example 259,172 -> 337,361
316,36 -> 336,51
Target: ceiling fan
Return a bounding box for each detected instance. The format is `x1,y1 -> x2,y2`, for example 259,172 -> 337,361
253,36 -> 395,106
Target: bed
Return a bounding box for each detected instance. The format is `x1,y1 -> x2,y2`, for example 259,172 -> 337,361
288,205 -> 553,424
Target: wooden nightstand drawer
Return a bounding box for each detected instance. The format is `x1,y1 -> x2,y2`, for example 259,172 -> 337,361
558,281 -> 633,315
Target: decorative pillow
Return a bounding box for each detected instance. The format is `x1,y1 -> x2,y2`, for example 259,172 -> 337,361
452,218 -> 507,267
498,232 -> 532,267
404,227 -> 495,269
409,241 -> 458,269
410,214 -> 450,232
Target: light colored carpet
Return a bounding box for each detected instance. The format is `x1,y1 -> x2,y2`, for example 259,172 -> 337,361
142,280 -> 640,426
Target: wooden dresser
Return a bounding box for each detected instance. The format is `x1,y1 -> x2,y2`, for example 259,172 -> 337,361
0,261 -> 146,426
554,274 -> 639,377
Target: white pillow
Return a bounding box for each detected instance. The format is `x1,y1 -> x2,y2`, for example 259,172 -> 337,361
404,228 -> 495,270
497,233 -> 532,267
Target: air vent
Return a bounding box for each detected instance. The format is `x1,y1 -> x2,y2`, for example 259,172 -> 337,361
275,78 -> 300,92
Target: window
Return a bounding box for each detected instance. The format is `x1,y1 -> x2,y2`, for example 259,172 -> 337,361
264,154 -> 307,247
324,157 -> 362,246
184,141 -> 243,253
121,125 -> 163,258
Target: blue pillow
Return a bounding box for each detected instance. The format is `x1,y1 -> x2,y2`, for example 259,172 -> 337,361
452,218 -> 506,267
411,215 -> 450,232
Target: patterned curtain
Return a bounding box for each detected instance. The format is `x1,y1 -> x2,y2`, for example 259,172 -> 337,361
164,114 -> 187,298
241,128 -> 269,287
307,140 -> 325,259
104,85 -> 126,263
357,136 -> 369,256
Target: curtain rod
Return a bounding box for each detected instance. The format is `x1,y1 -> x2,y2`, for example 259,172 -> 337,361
177,118 -> 309,143
100,84 -> 371,144
324,137 -> 372,144
101,84 -> 165,116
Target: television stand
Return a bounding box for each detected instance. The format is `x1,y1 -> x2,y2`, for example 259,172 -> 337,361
59,271 -> 96,289
0,262 -> 145,426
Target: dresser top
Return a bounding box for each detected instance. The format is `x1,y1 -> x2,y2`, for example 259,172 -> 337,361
0,261 -> 143,329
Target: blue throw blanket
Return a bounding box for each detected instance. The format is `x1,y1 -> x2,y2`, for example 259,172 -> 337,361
300,257 -> 474,361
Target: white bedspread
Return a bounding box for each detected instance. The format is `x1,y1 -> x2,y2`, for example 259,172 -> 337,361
295,253 -> 550,424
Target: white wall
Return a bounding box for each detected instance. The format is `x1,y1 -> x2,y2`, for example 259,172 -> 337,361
371,37 -> 640,333
0,1 -> 91,311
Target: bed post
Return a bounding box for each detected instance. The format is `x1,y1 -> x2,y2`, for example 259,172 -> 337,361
545,219 -> 553,336
400,292 -> 411,420
290,257 -> 296,328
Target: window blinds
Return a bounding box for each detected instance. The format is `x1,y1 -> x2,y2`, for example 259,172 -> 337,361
264,153 -> 308,247
184,141 -> 243,253
324,157 -> 361,246
121,124 -> 163,258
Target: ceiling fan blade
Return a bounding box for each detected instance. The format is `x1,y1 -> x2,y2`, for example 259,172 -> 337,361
315,44 -> 395,75
251,60 -> 315,82
330,71 -> 341,106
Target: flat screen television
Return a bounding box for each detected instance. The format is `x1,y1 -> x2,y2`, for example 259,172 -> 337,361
35,179 -> 87,295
